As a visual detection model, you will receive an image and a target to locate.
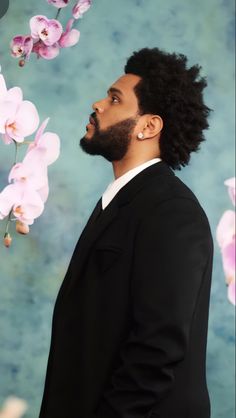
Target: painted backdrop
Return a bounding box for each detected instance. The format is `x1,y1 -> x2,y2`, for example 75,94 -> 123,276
0,0 -> 235,417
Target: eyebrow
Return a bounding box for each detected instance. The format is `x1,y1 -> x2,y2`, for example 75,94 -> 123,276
107,87 -> 124,96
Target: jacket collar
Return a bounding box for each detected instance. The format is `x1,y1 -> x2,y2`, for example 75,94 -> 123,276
115,161 -> 175,207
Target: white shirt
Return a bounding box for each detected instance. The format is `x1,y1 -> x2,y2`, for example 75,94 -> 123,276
102,158 -> 162,210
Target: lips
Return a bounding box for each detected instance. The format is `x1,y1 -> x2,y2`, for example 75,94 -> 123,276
89,116 -> 95,125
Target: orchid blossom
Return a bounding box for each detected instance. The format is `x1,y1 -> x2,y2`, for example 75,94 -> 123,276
59,18 -> 80,48
72,0 -> 92,19
30,15 -> 63,46
0,74 -> 39,144
25,118 -> 60,166
10,35 -> 33,60
216,177 -> 236,305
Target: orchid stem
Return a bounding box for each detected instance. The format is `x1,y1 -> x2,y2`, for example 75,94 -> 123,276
5,209 -> 13,235
13,140 -> 19,165
56,8 -> 61,19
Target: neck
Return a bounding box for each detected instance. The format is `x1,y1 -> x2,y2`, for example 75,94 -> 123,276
112,154 -> 159,179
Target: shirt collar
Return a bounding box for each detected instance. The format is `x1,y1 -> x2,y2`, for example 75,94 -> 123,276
102,158 -> 162,210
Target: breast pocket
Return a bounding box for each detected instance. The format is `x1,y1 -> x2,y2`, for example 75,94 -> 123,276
96,245 -> 123,274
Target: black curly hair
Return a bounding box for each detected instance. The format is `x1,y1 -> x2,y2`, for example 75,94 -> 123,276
124,48 -> 211,170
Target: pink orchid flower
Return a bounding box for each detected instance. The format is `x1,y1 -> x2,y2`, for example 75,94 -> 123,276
10,35 -> 33,60
0,75 -> 23,141
72,0 -> 92,19
9,161 -> 49,204
32,40 -> 60,60
25,118 -> 60,166
47,0 -> 71,8
59,18 -> 80,48
222,238 -> 235,284
0,73 -> 39,144
0,182 -> 44,225
3,101 -> 39,143
30,15 -> 63,46
9,161 -> 48,192
216,209 -> 235,249
224,177 -> 235,207
216,177 -> 236,306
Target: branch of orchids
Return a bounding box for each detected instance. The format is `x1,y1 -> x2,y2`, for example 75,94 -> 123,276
0,71 -> 60,248
10,0 -> 92,67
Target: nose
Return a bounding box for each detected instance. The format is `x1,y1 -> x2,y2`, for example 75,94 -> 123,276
92,99 -> 105,114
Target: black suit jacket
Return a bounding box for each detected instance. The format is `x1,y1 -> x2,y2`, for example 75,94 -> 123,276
39,161 -> 213,418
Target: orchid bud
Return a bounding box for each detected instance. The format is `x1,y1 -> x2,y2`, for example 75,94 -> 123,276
4,233 -> 12,248
19,59 -> 25,67
16,221 -> 30,235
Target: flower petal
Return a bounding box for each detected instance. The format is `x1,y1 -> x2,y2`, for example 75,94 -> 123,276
6,100 -> 39,141
72,0 -> 92,19
222,238 -> 236,283
42,19 -> 63,46
47,0 -> 71,8
1,133 -> 13,144
0,184 -> 21,218
36,132 -> 60,165
0,100 -> 19,133
38,181 -> 49,203
6,87 -> 23,104
34,117 -> 50,145
224,177 -> 236,207
0,74 -> 7,100
216,210 -> 235,248
59,28 -> 80,48
13,186 -> 44,222
37,43 -> 60,60
30,15 -> 48,41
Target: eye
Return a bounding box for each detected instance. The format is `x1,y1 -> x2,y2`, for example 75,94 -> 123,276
111,96 -> 119,104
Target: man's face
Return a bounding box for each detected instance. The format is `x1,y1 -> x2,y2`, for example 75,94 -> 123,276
80,74 -> 142,161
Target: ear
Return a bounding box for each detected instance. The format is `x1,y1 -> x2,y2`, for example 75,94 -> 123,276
144,115 -> 163,139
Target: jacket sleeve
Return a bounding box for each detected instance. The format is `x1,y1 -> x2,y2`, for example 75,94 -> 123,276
95,197 -> 212,418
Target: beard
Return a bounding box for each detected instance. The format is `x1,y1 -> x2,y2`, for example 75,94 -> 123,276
80,114 -> 137,162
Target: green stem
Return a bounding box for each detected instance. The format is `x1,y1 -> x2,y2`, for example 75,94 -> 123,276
5,209 -> 13,235
22,140 -> 33,145
13,140 -> 19,165
56,8 -> 61,19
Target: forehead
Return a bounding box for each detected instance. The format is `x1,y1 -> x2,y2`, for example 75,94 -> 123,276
110,73 -> 141,96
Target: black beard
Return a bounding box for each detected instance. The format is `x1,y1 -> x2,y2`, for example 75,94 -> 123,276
80,117 -> 137,162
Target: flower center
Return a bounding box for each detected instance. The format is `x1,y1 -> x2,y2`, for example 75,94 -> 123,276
41,28 -> 49,39
14,206 -> 24,216
7,122 -> 17,133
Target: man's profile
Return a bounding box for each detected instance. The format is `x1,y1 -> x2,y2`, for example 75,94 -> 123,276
39,47 -> 213,418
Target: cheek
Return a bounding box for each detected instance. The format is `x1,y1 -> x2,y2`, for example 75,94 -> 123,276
100,109 -> 130,129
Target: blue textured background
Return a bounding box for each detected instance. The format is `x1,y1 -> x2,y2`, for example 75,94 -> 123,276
0,0 -> 235,417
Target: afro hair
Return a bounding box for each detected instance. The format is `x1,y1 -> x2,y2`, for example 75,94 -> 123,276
125,48 -> 211,170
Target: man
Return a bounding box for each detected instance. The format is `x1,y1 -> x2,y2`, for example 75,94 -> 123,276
39,48 -> 213,418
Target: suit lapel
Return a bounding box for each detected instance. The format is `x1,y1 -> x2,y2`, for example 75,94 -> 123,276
66,162 -> 174,292
66,197 -> 120,293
